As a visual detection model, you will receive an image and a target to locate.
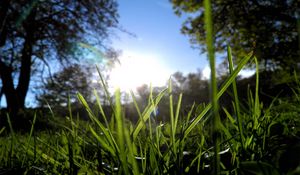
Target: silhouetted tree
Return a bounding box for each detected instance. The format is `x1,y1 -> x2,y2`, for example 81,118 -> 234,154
0,0 -> 119,118
171,0 -> 300,71
36,64 -> 93,109
130,71 -> 210,122
171,71 -> 187,93
171,70 -> 209,107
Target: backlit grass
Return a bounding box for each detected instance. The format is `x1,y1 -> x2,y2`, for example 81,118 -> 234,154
1,1 -> 300,174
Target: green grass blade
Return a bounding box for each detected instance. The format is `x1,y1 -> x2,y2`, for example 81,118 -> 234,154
77,92 -> 119,152
34,137 -> 69,161
6,114 -> 15,168
203,2 -> 220,173
186,103 -> 195,122
96,66 -> 116,113
227,46 -> 244,146
114,88 -> 130,174
22,113 -> 37,166
6,114 -> 14,138
93,88 -> 109,127
254,57 -> 260,118
174,93 -> 182,133
77,93 -> 93,116
67,95 -> 76,134
168,79 -> 176,153
89,126 -> 116,157
184,51 -> 253,137
130,90 -> 143,120
132,88 -> 167,140
93,89 -> 119,149
149,85 -> 155,140
124,127 -> 139,175
0,127 -> 5,135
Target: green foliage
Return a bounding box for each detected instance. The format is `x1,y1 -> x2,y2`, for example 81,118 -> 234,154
171,0 -> 300,71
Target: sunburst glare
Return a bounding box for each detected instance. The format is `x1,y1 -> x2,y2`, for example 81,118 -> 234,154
109,51 -> 171,92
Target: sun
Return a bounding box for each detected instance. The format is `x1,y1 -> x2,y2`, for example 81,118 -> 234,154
109,51 -> 171,92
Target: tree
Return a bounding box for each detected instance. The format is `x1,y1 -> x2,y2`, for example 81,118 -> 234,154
172,71 -> 209,107
171,0 -> 300,71
0,0 -> 118,117
36,64 -> 94,109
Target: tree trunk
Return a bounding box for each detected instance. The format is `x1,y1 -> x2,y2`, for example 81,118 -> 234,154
0,61 -> 21,115
16,16 -> 35,109
0,6 -> 36,119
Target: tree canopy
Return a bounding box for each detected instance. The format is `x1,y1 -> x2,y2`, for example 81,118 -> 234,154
36,64 -> 94,109
171,0 -> 300,71
0,0 -> 119,116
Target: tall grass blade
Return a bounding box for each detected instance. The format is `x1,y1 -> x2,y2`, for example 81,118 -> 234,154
130,90 -> 143,120
227,46 -> 244,146
67,95 -> 75,133
204,0 -> 220,173
174,93 -> 182,135
254,57 -> 260,118
114,88 -> 130,174
93,89 -> 118,148
89,126 -> 116,156
77,92 -> 119,153
6,114 -> 14,139
96,66 -> 115,111
124,126 -> 139,175
168,79 -> 176,152
6,114 -> 15,168
132,88 -> 167,140
184,52 -> 253,137
148,84 -> 154,140
22,113 -> 37,166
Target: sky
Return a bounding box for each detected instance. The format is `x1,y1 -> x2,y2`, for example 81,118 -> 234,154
2,0 -> 202,107
0,0 -> 254,107
108,0 -> 211,91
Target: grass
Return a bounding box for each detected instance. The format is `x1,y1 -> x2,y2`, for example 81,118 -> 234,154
1,1 -> 300,174
204,1 -> 221,172
1,46 -> 299,174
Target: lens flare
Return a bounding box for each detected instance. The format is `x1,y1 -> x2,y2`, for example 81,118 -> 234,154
76,42 -> 112,66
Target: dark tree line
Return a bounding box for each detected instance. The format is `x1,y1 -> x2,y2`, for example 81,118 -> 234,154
129,71 -> 209,122
130,69 -> 296,123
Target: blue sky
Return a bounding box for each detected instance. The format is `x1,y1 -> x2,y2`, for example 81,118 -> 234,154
113,0 -> 206,72
108,0 -> 210,90
0,0 -> 254,107
2,0 -> 249,107
3,0 -> 207,107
